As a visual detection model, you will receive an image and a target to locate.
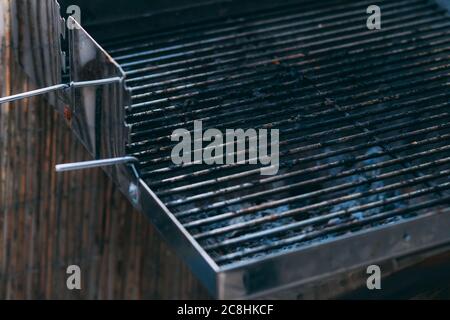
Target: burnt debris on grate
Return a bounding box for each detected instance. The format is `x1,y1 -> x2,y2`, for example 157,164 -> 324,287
100,0 -> 450,266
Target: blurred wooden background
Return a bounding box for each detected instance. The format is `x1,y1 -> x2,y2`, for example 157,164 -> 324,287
0,1 -> 209,300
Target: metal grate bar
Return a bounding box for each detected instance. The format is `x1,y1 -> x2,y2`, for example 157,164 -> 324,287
102,0 -> 450,265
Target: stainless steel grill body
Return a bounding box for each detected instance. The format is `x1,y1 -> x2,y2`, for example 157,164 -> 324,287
9,0 -> 450,299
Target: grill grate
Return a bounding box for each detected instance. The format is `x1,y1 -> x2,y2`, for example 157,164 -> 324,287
101,0 -> 450,266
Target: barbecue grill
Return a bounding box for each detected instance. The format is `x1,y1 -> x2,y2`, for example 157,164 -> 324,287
2,0 -> 450,299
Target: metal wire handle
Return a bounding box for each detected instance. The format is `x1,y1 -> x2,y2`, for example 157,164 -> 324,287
0,77 -> 122,105
0,76 -> 135,172
55,156 -> 139,172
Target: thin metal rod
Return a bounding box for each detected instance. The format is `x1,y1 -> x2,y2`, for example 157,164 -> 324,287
0,77 -> 122,105
0,84 -> 69,105
70,77 -> 123,88
55,157 -> 138,173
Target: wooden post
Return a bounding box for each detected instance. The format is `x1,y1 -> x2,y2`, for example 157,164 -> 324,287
0,0 -> 209,300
